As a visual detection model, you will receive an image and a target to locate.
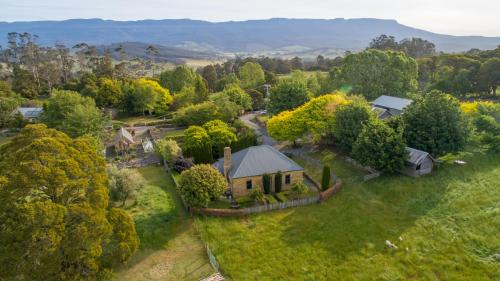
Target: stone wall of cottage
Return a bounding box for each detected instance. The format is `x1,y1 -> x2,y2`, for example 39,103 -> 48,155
230,170 -> 304,197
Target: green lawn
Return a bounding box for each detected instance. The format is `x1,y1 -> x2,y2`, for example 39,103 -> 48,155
290,149 -> 367,184
196,150 -> 500,280
117,166 -> 213,281
164,128 -> 185,138
0,136 -> 13,147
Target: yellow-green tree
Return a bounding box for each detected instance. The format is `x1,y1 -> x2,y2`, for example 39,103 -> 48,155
267,93 -> 349,143
0,124 -> 138,281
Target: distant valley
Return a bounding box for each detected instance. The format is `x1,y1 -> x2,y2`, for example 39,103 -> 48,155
1,18 -> 500,60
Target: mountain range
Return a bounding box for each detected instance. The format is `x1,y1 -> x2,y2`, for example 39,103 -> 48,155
1,18 -> 499,58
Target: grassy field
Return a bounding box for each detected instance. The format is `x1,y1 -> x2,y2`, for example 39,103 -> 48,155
196,149 -> 500,280
290,149 -> 367,184
117,166 -> 213,281
0,136 -> 13,147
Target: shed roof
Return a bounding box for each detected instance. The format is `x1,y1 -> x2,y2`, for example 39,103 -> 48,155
372,95 -> 413,111
406,147 -> 435,165
113,127 -> 134,145
18,107 -> 43,118
214,145 -> 303,179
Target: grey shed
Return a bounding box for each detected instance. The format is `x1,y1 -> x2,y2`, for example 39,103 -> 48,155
401,147 -> 435,177
371,95 -> 413,119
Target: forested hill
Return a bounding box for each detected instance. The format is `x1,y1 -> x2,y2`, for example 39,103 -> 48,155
1,18 -> 499,53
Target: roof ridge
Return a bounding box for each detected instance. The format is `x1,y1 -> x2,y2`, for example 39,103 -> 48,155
230,146 -> 252,178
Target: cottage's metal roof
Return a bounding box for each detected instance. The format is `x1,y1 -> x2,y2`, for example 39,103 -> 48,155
214,145 -> 303,179
406,147 -> 434,165
371,95 -> 413,111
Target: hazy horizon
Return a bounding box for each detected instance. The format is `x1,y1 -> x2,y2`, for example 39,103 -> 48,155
1,0 -> 499,37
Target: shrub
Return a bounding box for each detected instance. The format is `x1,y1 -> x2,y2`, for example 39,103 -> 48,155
292,181 -> 308,196
262,174 -> 271,194
250,189 -> 265,203
274,171 -> 283,193
178,164 -> 227,207
352,119 -> 407,173
274,192 -> 287,202
321,166 -> 331,191
172,157 -> 194,173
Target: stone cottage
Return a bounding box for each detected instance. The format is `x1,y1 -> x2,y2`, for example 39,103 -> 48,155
214,145 -> 304,197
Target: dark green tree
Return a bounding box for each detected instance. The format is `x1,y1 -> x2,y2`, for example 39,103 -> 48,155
333,98 -> 373,153
267,77 -> 311,115
340,49 -> 418,100
352,119 -> 407,173
403,91 -> 469,157
321,165 -> 331,191
274,171 -> 283,193
262,174 -> 271,194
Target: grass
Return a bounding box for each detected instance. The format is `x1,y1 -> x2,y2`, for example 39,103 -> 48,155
117,166 -> 213,281
290,149 -> 366,185
164,128 -> 185,138
0,135 -> 13,147
196,150 -> 500,280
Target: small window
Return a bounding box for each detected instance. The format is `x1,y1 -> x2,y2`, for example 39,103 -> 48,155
285,174 -> 291,184
246,180 -> 252,189
416,164 -> 421,170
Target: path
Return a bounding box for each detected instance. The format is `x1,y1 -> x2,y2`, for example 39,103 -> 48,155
240,113 -> 277,146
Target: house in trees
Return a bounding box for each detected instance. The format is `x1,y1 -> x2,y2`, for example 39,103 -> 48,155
17,107 -> 43,122
401,147 -> 436,177
213,145 -> 304,197
108,127 -> 135,154
371,95 -> 413,119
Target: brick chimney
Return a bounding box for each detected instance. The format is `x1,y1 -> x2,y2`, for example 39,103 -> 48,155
223,147 -> 232,179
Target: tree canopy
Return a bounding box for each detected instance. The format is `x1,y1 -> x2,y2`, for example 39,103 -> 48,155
340,49 -> 418,100
41,89 -> 105,138
0,124 -> 138,280
352,119 -> 407,173
267,76 -> 311,115
267,93 -> 349,142
333,98 -> 374,153
403,91 -> 469,156
239,62 -> 265,89
178,164 -> 227,207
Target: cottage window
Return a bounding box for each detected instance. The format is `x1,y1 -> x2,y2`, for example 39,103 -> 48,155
285,174 -> 291,184
246,180 -> 252,189
416,164 -> 421,170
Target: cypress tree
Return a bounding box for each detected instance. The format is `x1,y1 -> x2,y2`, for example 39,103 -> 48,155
262,174 -> 271,194
274,171 -> 283,193
321,165 -> 331,191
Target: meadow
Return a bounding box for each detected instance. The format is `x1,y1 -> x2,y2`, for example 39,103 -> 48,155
196,149 -> 500,280
117,166 -> 213,281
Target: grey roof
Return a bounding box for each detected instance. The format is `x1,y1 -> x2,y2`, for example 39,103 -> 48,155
17,107 -> 43,118
406,147 -> 435,165
112,127 -> 134,145
214,145 -> 303,179
371,95 -> 413,111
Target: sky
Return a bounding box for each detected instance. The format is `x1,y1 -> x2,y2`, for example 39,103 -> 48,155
0,0 -> 499,36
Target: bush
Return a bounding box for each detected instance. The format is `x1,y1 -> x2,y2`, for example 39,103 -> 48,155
321,166 -> 331,191
274,192 -> 287,202
352,119 -> 407,173
265,194 -> 278,204
262,174 -> 271,194
178,164 -> 227,207
250,189 -> 265,203
274,171 -> 283,193
172,157 -> 194,173
292,181 -> 308,196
